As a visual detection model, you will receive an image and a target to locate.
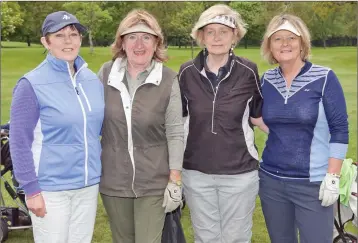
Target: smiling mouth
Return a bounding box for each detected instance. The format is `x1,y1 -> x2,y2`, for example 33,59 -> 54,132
280,50 -> 292,53
134,50 -> 145,55
62,48 -> 74,52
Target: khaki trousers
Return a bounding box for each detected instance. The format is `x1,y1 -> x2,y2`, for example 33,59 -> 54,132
101,194 -> 165,243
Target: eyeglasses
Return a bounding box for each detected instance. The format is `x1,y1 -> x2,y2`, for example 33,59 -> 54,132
125,34 -> 155,44
271,35 -> 299,45
53,33 -> 81,42
204,29 -> 232,39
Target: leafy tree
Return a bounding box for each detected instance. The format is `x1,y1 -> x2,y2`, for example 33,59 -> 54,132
63,2 -> 112,54
14,2 -> 63,46
230,2 -> 265,48
336,2 -> 357,42
1,2 -> 23,41
143,2 -> 186,43
96,2 -> 142,47
308,2 -> 343,48
5,2 -> 357,48
168,2 -> 205,49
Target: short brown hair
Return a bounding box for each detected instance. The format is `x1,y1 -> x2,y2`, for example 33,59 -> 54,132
261,14 -> 311,65
111,9 -> 167,62
44,24 -> 80,44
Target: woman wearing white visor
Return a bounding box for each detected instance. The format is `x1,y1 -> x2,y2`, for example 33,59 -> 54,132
256,14 -> 349,243
98,9 -> 184,243
179,4 -> 263,243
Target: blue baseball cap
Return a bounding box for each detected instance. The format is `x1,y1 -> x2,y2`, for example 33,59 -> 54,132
42,11 -> 86,36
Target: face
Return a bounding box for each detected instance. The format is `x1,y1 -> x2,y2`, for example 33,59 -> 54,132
122,32 -> 157,68
270,30 -> 302,64
41,25 -> 82,63
202,24 -> 235,56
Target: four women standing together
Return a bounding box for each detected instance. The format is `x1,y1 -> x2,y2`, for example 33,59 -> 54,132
10,4 -> 349,243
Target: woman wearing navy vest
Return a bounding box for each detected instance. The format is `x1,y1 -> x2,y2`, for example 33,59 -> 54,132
97,10 -> 184,243
179,4 -> 264,243
255,14 -> 349,242
9,11 -> 104,242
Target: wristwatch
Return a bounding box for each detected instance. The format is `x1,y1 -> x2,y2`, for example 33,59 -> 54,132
170,179 -> 182,186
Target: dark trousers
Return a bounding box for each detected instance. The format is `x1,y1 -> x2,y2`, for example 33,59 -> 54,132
259,170 -> 334,243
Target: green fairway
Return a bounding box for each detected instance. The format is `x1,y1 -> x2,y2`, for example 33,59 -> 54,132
1,44 -> 357,242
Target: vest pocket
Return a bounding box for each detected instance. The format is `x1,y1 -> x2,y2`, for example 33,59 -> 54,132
134,143 -> 169,191
38,144 -> 84,186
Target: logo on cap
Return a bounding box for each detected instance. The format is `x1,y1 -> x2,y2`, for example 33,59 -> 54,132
63,15 -> 70,20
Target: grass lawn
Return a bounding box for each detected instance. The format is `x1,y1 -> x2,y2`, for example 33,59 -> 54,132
1,43 -> 357,242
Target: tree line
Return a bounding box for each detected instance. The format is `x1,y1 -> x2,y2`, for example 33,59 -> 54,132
2,1 -> 357,51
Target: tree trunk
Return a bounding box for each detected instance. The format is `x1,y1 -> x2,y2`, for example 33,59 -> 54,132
89,30 -> 94,55
244,36 -> 248,49
26,35 -> 31,47
323,38 -> 327,49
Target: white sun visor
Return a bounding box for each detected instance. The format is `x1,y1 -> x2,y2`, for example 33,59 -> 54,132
268,21 -> 301,37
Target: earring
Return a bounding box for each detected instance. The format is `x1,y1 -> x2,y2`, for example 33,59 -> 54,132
229,44 -> 234,56
203,46 -> 206,56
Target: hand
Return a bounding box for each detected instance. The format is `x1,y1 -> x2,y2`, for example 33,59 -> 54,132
26,193 -> 46,217
162,181 -> 182,213
319,173 -> 340,207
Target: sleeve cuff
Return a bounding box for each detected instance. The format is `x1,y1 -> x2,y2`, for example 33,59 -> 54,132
169,166 -> 183,171
23,180 -> 41,196
329,143 -> 348,160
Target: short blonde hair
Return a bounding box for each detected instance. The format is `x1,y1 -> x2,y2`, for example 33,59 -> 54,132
261,14 -> 311,65
111,9 -> 167,62
191,4 -> 247,48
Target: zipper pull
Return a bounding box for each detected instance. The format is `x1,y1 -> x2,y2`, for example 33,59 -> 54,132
75,87 -> 80,95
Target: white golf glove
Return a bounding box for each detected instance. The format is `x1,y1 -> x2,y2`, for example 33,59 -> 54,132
162,181 -> 182,213
319,173 -> 340,207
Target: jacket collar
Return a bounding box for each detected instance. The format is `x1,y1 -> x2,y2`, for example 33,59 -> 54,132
193,50 -> 234,74
277,61 -> 312,77
46,53 -> 87,74
108,57 -> 163,90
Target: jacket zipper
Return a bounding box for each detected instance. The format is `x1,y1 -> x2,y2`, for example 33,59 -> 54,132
278,69 -> 290,104
128,83 -> 147,198
194,61 -> 234,134
67,63 -> 89,185
78,83 -> 92,111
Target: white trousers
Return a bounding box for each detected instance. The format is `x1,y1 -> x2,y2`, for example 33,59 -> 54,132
30,184 -> 99,243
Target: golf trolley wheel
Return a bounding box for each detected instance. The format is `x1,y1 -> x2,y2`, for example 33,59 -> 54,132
333,233 -> 357,243
0,218 -> 9,243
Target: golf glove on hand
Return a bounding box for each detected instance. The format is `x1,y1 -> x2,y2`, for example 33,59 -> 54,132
319,173 -> 340,207
162,181 -> 182,213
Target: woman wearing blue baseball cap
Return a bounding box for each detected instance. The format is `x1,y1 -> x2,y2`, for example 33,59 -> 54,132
9,11 -> 104,242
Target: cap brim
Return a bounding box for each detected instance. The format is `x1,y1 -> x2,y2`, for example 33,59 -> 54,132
120,24 -> 157,36
268,22 -> 301,37
46,22 -> 87,35
196,22 -> 235,30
